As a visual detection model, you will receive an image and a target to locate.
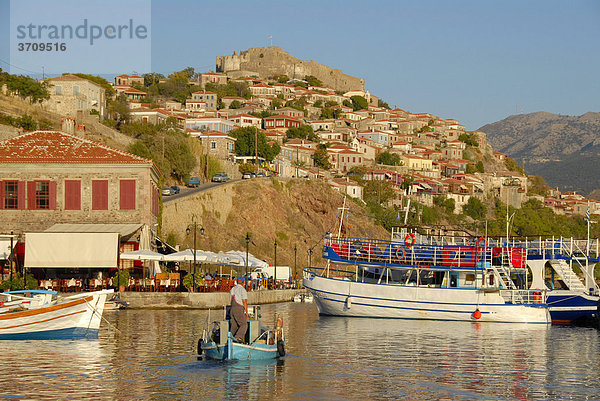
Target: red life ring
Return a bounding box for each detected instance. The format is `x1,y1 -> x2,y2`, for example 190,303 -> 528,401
395,247 -> 405,261
473,309 -> 482,319
405,233 -> 416,247
476,237 -> 488,248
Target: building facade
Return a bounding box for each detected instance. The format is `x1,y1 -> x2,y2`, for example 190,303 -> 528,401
0,131 -> 161,235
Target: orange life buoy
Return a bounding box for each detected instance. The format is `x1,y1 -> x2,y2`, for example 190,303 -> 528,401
395,247 -> 405,261
533,291 -> 541,303
405,233 -> 416,247
473,309 -> 482,319
476,237 -> 488,248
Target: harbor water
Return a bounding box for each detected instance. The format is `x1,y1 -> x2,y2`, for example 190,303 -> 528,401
1,302 -> 599,400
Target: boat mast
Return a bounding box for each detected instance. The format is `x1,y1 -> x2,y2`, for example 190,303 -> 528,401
337,196 -> 348,239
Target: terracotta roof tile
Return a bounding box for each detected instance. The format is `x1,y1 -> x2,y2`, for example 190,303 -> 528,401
0,131 -> 152,165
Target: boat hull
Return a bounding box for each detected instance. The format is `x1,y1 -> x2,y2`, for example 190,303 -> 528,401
547,290 -> 599,325
0,290 -> 111,340
304,275 -> 550,324
200,337 -> 280,361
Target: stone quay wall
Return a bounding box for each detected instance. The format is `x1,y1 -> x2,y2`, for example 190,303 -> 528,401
119,289 -> 307,309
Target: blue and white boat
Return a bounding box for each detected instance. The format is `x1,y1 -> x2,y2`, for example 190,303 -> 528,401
515,237 -> 599,325
0,289 -> 112,340
303,204 -> 551,324
198,306 -> 285,360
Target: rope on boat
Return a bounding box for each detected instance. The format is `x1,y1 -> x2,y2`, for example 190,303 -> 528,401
84,297 -> 122,335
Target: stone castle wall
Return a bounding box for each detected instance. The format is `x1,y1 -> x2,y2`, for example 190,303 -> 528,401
216,47 -> 365,92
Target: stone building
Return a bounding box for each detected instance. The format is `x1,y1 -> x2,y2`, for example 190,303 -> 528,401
43,75 -> 106,118
216,47 -> 365,92
0,131 -> 161,235
194,130 -> 236,160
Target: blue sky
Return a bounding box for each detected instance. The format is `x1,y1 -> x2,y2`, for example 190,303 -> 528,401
1,0 -> 599,130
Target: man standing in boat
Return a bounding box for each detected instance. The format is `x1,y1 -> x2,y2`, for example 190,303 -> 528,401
230,277 -> 249,343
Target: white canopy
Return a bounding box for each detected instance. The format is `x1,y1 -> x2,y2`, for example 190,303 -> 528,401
25,232 -> 119,268
163,249 -> 244,266
226,250 -> 269,269
119,249 -> 166,261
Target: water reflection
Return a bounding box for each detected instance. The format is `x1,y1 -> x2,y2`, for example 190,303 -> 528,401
0,304 -> 598,400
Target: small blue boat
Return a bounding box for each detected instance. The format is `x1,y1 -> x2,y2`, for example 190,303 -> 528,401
198,306 -> 285,360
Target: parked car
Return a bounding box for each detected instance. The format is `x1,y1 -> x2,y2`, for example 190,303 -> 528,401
170,185 -> 180,194
162,187 -> 173,196
256,172 -> 267,178
242,173 -> 252,179
211,172 -> 229,182
186,176 -> 201,187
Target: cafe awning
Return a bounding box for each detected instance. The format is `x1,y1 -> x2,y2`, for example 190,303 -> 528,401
25,232 -> 119,268
45,223 -> 143,238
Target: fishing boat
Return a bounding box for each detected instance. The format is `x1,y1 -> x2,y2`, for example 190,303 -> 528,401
0,290 -> 56,311
302,202 -> 550,324
198,306 -> 285,360
0,289 -> 113,340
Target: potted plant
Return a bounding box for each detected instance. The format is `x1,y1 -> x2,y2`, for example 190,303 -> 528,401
112,270 -> 130,292
183,273 -> 204,292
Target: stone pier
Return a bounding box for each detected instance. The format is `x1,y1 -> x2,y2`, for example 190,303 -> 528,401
118,289 -> 306,309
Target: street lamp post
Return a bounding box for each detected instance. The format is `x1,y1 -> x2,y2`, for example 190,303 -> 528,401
274,240 -> 277,289
308,249 -> 312,268
245,233 -> 250,289
294,244 -> 297,288
186,223 -> 204,292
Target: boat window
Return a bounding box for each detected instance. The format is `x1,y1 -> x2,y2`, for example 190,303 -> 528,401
450,273 -> 458,288
465,273 -> 475,285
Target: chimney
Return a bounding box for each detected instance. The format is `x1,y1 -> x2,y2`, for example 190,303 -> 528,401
61,117 -> 75,134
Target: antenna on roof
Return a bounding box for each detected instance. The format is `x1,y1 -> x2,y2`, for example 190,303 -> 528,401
268,35 -> 272,47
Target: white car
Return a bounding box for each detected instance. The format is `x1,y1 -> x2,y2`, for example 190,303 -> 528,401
161,187 -> 172,196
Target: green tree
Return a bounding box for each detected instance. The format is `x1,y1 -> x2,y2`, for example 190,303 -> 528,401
286,125 -> 318,142
378,99 -> 390,109
123,122 -> 196,180
528,175 -> 549,196
364,180 -> 396,205
376,151 -> 401,166
0,69 -> 50,103
505,157 -> 526,175
462,197 -> 487,220
459,132 -> 479,147
350,95 -> 368,111
304,75 -> 323,87
230,126 -> 281,162
229,100 -> 241,109
313,144 -> 332,169
342,99 -> 352,108
434,195 -> 455,214
16,115 -> 36,131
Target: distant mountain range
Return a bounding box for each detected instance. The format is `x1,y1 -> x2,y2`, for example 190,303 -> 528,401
479,112 -> 600,197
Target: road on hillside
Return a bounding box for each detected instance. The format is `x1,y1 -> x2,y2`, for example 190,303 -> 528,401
163,179 -> 240,202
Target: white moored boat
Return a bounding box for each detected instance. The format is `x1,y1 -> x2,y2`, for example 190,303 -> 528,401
302,203 -> 550,324
0,289 -> 113,340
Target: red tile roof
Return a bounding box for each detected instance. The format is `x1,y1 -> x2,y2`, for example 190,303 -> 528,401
0,131 -> 152,165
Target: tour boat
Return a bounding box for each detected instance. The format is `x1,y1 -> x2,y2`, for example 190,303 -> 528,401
198,306 -> 285,360
303,202 -> 551,324
0,289 -> 113,340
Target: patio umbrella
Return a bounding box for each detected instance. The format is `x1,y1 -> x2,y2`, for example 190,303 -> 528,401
120,249 -> 166,261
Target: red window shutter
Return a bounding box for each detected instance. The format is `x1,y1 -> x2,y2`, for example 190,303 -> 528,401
65,180 -> 81,210
17,181 -> 25,210
0,181 -> 4,210
120,180 -> 136,210
27,181 -> 36,209
92,180 -> 108,210
49,181 -> 57,210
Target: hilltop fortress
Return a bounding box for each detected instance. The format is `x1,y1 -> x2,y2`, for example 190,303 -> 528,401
216,47 -> 365,92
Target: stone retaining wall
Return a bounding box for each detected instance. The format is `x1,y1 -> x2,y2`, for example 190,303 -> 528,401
119,289 -> 306,309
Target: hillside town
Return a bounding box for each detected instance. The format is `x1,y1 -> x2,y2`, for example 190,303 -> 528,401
0,47 -> 598,257
24,50 -> 599,220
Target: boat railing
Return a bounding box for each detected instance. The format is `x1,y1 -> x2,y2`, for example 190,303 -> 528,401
499,289 -> 546,305
323,235 -> 526,273
304,266 -> 355,280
